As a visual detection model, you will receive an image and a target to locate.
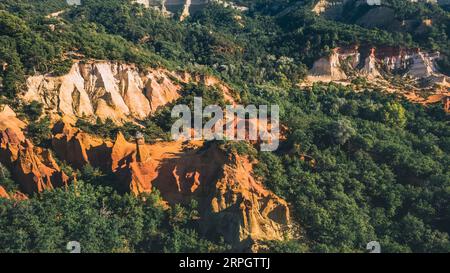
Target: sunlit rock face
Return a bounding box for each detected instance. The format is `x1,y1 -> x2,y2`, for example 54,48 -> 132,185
0,107 -> 71,196
134,0 -> 210,18
307,48 -> 348,82
307,46 -> 447,82
305,45 -> 449,112
52,120 -> 292,248
21,61 -> 235,124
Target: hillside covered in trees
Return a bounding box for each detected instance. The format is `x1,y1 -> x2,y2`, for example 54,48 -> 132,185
0,0 -> 448,253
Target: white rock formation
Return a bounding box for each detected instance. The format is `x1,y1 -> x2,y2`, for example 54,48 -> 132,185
133,0 -> 247,19
180,0 -> 192,21
22,61 -> 235,124
360,48 -> 382,79
23,62 -> 182,123
307,49 -> 347,82
306,46 -> 447,85
66,0 -> 81,5
406,51 -> 436,78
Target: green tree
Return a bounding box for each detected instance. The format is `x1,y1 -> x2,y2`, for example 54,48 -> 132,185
381,102 -> 407,128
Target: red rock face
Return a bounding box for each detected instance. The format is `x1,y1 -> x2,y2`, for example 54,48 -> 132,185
0,105 -> 27,142
0,185 -> 27,200
0,186 -> 9,199
52,122 -> 291,246
52,119 -> 112,170
0,128 -> 71,195
111,138 -> 291,245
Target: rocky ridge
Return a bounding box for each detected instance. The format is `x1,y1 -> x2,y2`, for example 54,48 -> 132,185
22,61 -> 236,124
306,46 -> 450,111
0,106 -> 291,248
51,120 -> 291,247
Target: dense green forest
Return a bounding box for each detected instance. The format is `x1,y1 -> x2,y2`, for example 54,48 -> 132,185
0,0 -> 449,253
252,83 -> 449,252
1,82 -> 448,253
0,182 -> 230,252
2,0 -> 449,95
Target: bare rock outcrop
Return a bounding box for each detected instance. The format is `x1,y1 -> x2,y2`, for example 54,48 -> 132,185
0,186 -> 9,199
23,61 -> 236,124
360,48 -> 382,79
307,46 -> 446,82
53,123 -> 291,247
23,62 -> 180,123
0,106 -> 71,195
0,186 -> 27,200
305,46 -> 449,111
1,106 -> 68,194
0,128 -> 70,195
52,118 -> 112,170
307,48 -> 348,82
0,105 -> 27,141
406,50 -> 437,78
110,137 -> 291,246
133,0 -> 246,21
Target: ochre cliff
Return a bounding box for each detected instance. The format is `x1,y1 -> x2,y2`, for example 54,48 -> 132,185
52,118 -> 112,170
52,121 -> 291,246
307,48 -> 348,82
0,107 -> 72,196
0,186 -> 9,199
0,105 -> 27,141
0,128 -> 71,195
0,186 -> 28,200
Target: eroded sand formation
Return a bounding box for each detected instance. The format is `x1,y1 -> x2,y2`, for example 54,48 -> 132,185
0,111 -> 291,248
306,46 -> 450,111
51,119 -> 292,247
22,61 -> 235,124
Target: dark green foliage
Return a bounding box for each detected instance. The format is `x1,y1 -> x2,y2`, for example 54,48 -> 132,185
22,101 -> 43,121
26,116 -> 51,147
0,182 -> 230,253
75,117 -> 170,142
0,163 -> 18,193
263,240 -> 310,253
0,0 -> 448,253
253,83 -> 450,253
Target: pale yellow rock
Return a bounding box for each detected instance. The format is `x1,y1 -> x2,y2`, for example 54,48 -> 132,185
21,60 -> 236,123
121,69 -> 151,119
144,70 -> 181,113
91,62 -> 131,117
307,49 -> 347,82
407,51 -> 434,78
24,75 -> 45,103
360,49 -> 382,79
58,63 -> 94,117
0,105 -> 27,141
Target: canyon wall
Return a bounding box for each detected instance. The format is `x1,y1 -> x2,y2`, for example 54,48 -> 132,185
133,0 -> 247,19
134,0 -> 209,18
0,107 -> 72,196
